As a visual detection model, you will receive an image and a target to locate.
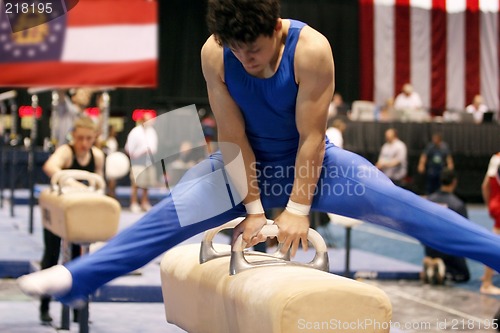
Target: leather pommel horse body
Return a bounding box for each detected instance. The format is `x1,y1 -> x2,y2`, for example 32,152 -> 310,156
39,169 -> 120,243
160,218 -> 392,333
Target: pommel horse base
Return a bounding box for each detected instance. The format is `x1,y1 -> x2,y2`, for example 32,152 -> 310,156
161,218 -> 392,333
39,170 -> 121,333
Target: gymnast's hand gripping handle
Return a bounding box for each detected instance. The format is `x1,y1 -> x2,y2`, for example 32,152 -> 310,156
230,224 -> 329,275
199,217 -> 290,265
50,169 -> 106,195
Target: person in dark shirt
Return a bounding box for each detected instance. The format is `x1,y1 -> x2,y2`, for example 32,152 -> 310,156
39,116 -> 104,323
422,168 -> 470,284
418,133 -> 454,195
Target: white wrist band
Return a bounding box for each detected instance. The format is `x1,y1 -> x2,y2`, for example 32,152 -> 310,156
286,200 -> 311,216
244,199 -> 265,215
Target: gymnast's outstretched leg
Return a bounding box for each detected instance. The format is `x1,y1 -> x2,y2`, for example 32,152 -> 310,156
312,144 -> 500,272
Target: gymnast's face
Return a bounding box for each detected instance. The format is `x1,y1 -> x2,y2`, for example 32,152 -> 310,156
229,35 -> 278,76
228,19 -> 284,78
72,126 -> 96,155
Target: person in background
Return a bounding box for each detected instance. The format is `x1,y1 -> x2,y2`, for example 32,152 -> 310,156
394,83 -> 423,112
39,116 -> 104,323
103,125 -> 119,198
421,169 -> 470,285
465,94 -> 488,124
480,152 -> 500,295
125,112 -> 158,213
200,108 -> 218,153
327,92 -> 349,120
376,128 -> 407,187
51,89 -> 92,147
103,125 -> 118,156
378,97 -> 395,122
325,118 -> 346,149
418,132 -> 454,195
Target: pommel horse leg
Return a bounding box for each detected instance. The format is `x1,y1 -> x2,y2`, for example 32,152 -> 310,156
60,240 -> 90,333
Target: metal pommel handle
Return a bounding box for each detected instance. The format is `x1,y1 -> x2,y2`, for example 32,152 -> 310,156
230,224 -> 329,275
199,218 -> 289,264
50,169 -> 106,195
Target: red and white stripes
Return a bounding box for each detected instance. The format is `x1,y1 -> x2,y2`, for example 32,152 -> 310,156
360,0 -> 500,114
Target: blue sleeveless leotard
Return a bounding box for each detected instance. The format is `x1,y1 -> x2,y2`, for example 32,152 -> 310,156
223,19 -> 305,162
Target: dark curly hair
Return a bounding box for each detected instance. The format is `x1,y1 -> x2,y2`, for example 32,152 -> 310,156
206,0 -> 280,46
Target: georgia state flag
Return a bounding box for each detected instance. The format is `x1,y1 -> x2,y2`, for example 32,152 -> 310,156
0,0 -> 157,87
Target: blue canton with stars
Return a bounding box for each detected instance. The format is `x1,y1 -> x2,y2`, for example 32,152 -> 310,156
0,1 -> 66,63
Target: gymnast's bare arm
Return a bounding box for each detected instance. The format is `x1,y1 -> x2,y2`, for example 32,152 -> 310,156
273,25 -> 334,257
43,144 -> 74,178
201,35 -> 268,246
42,145 -> 104,187
91,146 -> 105,177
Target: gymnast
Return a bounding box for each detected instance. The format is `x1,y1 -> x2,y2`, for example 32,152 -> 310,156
18,0 -> 500,306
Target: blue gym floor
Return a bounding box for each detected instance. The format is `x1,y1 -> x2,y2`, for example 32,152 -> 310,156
0,188 -> 499,332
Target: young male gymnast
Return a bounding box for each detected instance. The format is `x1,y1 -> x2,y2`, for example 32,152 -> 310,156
18,0 -> 500,306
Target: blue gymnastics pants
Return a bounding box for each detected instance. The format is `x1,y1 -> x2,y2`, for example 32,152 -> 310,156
60,144 -> 500,304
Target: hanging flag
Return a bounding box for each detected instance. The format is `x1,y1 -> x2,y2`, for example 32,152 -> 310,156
0,0 -> 157,87
359,0 -> 499,115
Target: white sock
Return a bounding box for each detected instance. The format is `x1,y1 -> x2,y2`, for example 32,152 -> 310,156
17,265 -> 72,297
426,265 -> 434,280
436,259 -> 446,278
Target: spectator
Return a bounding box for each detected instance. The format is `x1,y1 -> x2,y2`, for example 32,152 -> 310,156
421,169 -> 470,285
103,125 -> 119,198
465,94 -> 488,124
378,97 -> 395,122
325,118 -> 346,149
125,112 -> 158,213
394,83 -> 423,112
200,108 -> 217,153
418,133 -> 454,195
376,128 -> 407,187
103,125 -> 118,156
327,92 -> 349,120
480,152 -> 500,295
51,89 -> 92,147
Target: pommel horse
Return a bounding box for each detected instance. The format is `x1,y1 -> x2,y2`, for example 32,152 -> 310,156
39,169 -> 121,333
160,218 -> 392,333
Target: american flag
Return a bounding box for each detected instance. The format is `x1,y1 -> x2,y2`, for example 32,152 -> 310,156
0,0 -> 157,87
359,0 -> 500,114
